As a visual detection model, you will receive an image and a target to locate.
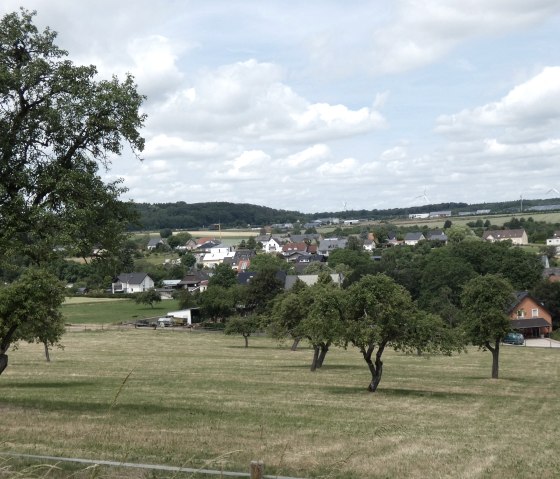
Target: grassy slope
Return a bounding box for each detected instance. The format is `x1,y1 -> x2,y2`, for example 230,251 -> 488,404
2,331 -> 560,478
62,299 -> 182,324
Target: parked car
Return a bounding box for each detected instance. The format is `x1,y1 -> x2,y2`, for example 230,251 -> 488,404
503,332 -> 524,345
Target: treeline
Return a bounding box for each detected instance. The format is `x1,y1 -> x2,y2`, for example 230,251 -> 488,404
132,202 -> 306,230
130,197 -> 560,231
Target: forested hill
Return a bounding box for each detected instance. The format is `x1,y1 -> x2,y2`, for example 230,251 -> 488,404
131,197 -> 560,231
132,202 -> 306,230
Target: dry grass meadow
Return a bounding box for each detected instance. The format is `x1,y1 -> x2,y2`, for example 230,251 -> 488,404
2,330 -> 560,478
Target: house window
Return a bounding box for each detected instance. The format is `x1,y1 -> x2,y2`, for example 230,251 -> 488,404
532,308 -> 539,317
516,310 -> 525,318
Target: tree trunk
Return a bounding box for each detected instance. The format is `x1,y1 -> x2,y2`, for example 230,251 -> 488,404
243,333 -> 249,348
290,337 -> 301,351
0,353 -> 7,376
44,341 -> 51,362
491,341 -> 499,379
317,342 -> 330,368
362,343 -> 385,392
310,345 -> 320,371
486,340 -> 500,379
0,325 -> 18,376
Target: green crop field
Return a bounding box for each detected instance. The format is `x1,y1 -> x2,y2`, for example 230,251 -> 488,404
61,298 -> 182,325
2,331 -> 560,478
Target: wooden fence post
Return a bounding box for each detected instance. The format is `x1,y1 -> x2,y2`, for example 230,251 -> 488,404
250,460 -> 264,479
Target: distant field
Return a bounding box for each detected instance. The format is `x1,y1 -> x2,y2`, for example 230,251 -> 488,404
186,229 -> 258,238
62,298 -> 181,324
2,332 -> 560,478
390,211 -> 560,229
64,297 -> 129,305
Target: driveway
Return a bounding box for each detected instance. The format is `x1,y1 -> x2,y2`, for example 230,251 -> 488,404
523,338 -> 560,349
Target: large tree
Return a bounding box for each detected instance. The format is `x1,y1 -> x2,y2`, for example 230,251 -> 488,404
0,269 -> 65,374
461,274 -> 515,379
344,274 -> 456,392
0,10 -> 145,374
269,279 -> 309,351
300,282 -> 346,371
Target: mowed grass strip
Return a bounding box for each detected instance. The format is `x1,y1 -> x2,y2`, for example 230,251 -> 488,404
61,299 -> 182,325
2,331 -> 560,478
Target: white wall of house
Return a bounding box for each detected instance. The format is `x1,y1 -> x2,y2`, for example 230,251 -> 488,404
262,238 -> 282,253
114,276 -> 154,293
209,244 -> 232,255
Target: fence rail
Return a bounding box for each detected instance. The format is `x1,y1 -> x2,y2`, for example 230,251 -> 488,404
0,453 -> 304,479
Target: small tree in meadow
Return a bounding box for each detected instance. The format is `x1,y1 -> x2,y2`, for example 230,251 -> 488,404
224,315 -> 259,348
135,289 -> 162,308
461,274 -> 514,379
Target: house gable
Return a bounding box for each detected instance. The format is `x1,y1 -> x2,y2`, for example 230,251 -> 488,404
508,291 -> 552,335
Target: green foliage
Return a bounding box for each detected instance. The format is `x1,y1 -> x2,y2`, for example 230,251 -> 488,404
208,263 -> 237,288
531,280 -> 560,328
345,274 -> 417,352
224,315 -> 260,347
299,283 -> 346,347
134,289 -> 161,308
0,269 -> 65,371
175,289 -> 199,310
450,241 -> 543,290
344,274 -> 457,391
0,10 -> 145,264
245,268 -> 285,314
248,254 -> 292,273
417,248 -> 476,324
199,285 -> 237,321
346,235 -> 363,251
302,262 -> 333,274
269,286 -> 309,342
133,201 -> 305,230
327,248 -> 371,270
0,9 -> 145,373
461,274 -> 514,348
167,232 -> 192,249
181,252 -> 197,268
159,229 -> 173,239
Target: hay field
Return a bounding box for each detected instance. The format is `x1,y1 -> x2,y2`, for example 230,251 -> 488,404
2,331 -> 560,478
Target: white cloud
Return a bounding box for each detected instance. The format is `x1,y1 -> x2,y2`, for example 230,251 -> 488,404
286,144 -> 331,168
144,135 -> 221,159
4,1 -> 560,212
368,0 -> 560,74
317,158 -> 358,177
437,67 -> 560,137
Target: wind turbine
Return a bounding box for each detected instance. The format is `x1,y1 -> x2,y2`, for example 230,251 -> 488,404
414,188 -> 430,204
342,200 -> 348,212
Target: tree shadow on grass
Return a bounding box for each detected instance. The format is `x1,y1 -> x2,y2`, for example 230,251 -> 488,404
0,396 -> 200,416
463,375 -> 536,384
225,345 -> 277,350
278,364 -> 358,370
324,385 -> 488,400
5,381 -> 96,389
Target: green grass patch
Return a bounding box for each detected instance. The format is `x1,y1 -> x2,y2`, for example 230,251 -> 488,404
2,332 -> 560,478
62,299 -> 182,324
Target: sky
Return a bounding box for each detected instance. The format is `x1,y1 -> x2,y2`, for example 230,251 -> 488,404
3,1 -> 560,213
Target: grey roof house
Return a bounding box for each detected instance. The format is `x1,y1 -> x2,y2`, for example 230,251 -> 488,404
112,272 -> 154,294
404,232 -> 425,246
